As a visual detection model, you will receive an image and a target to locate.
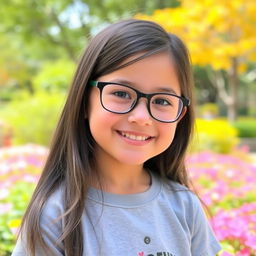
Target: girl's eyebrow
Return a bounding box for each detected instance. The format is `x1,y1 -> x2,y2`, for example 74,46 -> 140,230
155,86 -> 178,95
108,78 -> 179,95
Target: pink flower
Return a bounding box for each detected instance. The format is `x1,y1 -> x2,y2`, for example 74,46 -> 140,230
236,247 -> 251,256
245,235 -> 256,250
220,252 -> 233,256
187,151 -> 256,253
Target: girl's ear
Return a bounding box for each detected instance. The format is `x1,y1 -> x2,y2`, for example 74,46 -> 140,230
178,107 -> 187,122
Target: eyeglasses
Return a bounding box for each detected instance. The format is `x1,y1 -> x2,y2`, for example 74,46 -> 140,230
89,81 -> 190,123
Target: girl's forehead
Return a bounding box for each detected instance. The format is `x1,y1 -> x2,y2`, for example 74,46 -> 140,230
98,52 -> 181,95
118,51 -> 173,69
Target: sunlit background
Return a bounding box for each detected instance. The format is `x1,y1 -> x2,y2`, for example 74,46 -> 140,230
0,0 -> 256,255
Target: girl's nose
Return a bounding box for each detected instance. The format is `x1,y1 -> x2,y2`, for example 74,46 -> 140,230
127,99 -> 153,126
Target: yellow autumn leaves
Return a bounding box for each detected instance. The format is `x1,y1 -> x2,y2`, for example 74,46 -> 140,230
136,0 -> 256,72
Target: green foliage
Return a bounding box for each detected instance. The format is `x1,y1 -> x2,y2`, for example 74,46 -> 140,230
232,118 -> 256,138
191,119 -> 239,153
85,0 -> 179,21
0,0 -> 179,62
0,34 -> 36,98
0,92 -> 65,146
0,0 -> 81,61
33,59 -> 75,92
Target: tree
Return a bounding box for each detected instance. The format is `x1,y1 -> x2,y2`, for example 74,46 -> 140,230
0,0 -> 179,62
136,0 -> 256,122
0,0 -> 179,94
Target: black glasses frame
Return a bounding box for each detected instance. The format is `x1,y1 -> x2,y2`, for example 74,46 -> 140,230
90,80 -> 190,123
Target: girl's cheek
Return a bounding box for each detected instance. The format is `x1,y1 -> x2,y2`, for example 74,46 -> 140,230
89,109 -> 118,132
161,124 -> 177,143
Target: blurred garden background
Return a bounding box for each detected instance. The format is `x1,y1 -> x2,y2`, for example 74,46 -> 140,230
0,0 -> 256,255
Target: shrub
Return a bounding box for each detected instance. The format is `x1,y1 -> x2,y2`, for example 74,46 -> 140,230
32,59 -> 75,93
0,92 -> 65,146
191,119 -> 239,154
232,118 -> 256,138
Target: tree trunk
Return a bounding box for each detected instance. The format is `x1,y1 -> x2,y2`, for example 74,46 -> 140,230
207,58 -> 239,123
227,58 -> 239,123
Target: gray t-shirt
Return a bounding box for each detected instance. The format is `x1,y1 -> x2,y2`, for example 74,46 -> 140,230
12,172 -> 221,256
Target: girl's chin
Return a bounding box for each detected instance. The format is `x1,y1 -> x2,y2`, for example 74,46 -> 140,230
114,154 -> 152,166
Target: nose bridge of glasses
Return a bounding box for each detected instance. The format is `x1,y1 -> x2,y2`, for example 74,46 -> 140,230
128,90 -> 150,114
133,90 -> 151,108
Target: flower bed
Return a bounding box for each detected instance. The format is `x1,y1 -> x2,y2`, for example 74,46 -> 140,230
0,145 -> 48,254
187,151 -> 256,255
0,145 -> 255,255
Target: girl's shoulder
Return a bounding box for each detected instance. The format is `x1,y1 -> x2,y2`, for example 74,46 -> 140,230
158,176 -> 203,214
41,185 -> 65,221
44,185 -> 64,205
158,178 -> 222,255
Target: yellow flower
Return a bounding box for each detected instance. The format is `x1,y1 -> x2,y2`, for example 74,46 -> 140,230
8,218 -> 21,228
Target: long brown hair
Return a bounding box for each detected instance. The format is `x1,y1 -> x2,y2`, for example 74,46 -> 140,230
18,19 -> 195,256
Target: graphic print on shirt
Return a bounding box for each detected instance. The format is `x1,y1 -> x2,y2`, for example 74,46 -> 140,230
137,251 -> 175,256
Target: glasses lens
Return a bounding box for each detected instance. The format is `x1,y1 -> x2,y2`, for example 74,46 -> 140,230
150,94 -> 183,122
102,84 -> 137,113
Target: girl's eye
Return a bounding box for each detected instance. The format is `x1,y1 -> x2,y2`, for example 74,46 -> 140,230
153,98 -> 171,106
113,91 -> 131,99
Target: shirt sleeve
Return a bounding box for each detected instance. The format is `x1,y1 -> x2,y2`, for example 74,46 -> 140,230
191,197 -> 222,256
11,189 -> 65,256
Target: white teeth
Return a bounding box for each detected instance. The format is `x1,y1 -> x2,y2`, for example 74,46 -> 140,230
121,132 -> 149,141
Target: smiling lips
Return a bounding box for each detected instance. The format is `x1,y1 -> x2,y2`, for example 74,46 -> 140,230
118,131 -> 153,141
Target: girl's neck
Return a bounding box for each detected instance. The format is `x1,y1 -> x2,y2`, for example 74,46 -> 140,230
92,162 -> 151,195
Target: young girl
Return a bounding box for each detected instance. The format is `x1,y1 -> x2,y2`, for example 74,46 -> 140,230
12,19 -> 221,256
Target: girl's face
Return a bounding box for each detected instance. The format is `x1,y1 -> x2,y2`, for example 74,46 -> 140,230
88,52 -> 185,169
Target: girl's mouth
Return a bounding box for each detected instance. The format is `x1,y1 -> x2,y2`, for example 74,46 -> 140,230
117,131 -> 152,141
